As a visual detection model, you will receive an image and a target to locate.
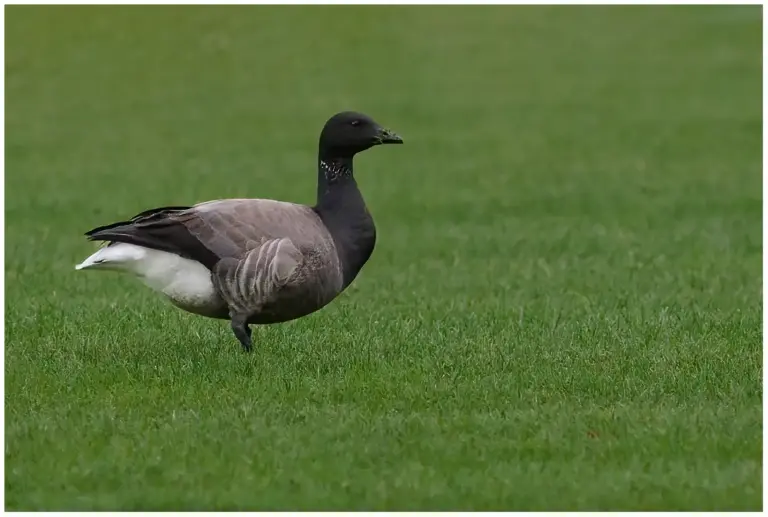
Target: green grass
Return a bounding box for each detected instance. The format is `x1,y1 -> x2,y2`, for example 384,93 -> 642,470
5,5 -> 762,511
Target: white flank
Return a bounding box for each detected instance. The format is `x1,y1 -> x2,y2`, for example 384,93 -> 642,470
75,243 -> 217,310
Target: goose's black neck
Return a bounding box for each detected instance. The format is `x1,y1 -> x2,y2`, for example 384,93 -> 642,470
313,154 -> 376,288
315,155 -> 355,205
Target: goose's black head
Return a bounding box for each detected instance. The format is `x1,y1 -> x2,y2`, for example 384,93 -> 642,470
319,111 -> 403,159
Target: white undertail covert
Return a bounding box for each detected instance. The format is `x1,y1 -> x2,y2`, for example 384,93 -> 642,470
75,242 -> 218,310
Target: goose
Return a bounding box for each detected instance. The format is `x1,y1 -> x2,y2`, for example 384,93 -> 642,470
76,111 -> 403,352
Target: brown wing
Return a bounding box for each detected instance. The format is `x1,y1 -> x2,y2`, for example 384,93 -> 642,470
85,199 -> 332,270
179,199 -> 332,259
85,205 -> 220,268
184,200 -> 343,315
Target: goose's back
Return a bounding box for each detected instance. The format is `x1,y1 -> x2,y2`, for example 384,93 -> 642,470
189,199 -> 329,251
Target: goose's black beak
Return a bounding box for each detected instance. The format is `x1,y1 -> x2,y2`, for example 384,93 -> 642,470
377,127 -> 403,145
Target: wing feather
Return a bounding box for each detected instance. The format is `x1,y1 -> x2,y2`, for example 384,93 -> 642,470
85,198 -> 332,272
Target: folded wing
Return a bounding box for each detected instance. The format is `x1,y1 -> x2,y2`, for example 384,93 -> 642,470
85,199 -> 331,271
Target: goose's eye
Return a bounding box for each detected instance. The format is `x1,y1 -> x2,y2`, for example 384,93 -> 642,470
350,120 -> 361,127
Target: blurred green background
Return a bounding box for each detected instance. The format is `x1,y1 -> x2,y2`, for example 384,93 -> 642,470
5,5 -> 762,510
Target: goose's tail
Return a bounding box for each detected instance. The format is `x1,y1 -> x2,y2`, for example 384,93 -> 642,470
75,242 -> 147,271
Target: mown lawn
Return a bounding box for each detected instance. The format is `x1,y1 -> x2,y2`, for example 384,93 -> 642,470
4,5 -> 762,510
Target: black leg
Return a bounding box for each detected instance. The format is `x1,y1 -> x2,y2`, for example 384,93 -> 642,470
230,313 -> 252,352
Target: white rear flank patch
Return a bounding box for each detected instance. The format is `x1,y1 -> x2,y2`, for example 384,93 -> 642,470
75,243 -> 217,310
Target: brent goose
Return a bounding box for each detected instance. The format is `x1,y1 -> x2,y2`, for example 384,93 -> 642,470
76,111 -> 403,351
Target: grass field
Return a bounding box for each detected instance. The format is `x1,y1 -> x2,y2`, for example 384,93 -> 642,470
4,5 -> 763,511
